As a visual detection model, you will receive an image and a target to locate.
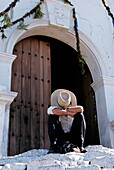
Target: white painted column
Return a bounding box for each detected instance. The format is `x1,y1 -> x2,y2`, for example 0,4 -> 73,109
91,76 -> 114,148
0,87 -> 17,156
0,52 -> 17,156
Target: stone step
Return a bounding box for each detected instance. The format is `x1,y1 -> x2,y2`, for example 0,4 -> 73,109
0,145 -> 114,170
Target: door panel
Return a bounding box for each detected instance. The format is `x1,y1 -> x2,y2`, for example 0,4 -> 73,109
9,37 -> 51,156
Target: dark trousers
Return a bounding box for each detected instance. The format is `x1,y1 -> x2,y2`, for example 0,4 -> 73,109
48,112 -> 86,149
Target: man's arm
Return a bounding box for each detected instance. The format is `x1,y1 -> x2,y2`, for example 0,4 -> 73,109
52,105 -> 83,117
67,105 -> 84,113
52,108 -> 68,116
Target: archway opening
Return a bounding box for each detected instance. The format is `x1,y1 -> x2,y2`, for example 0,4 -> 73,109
48,36 -> 100,146
9,35 -> 100,156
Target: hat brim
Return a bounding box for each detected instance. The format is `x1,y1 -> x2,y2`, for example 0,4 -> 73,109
51,89 -> 77,107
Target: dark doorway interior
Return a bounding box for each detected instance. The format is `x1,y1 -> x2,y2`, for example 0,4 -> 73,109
51,39 -> 83,104
49,37 -> 100,146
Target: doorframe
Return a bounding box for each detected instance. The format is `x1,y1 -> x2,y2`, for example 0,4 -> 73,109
6,21 -> 114,146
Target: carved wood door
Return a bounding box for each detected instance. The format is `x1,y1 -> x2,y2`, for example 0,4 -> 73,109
9,37 -> 51,156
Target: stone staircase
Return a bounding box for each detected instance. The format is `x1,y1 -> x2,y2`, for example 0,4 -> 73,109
0,145 -> 114,169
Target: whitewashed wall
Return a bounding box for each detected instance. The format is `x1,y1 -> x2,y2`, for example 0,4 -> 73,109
72,0 -> 114,144
74,0 -> 114,76
0,0 -> 114,156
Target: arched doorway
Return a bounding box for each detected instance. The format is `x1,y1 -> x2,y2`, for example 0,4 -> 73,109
8,36 -> 99,156
49,37 -> 100,147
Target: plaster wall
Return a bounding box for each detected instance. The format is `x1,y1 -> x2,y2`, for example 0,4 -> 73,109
73,0 -> 114,77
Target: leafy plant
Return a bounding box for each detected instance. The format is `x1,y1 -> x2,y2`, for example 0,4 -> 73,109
17,21 -> 29,30
33,7 -> 44,19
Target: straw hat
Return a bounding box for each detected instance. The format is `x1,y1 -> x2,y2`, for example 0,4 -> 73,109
51,89 -> 77,108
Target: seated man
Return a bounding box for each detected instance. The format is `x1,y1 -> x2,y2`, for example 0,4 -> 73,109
47,89 -> 87,154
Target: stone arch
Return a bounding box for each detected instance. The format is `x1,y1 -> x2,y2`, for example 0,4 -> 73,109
6,21 -> 109,150
6,20 -> 106,83
79,32 -> 107,82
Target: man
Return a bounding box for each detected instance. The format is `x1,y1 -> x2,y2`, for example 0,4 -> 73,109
47,89 -> 87,154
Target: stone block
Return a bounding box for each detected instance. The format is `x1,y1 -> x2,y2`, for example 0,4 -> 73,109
91,156 -> 114,168
27,159 -> 65,170
1,163 -> 26,170
66,164 -> 100,170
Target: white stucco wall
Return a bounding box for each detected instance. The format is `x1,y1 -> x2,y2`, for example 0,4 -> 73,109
0,0 -> 114,155
73,0 -> 114,76
72,0 -> 114,129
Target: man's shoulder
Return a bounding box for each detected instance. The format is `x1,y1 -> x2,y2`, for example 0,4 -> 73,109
47,106 -> 58,115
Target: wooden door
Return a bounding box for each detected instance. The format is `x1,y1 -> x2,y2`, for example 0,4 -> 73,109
9,37 -> 51,156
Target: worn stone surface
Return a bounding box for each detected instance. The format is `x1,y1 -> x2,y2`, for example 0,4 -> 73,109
27,159 -> 65,170
1,145 -> 114,169
1,163 -> 26,170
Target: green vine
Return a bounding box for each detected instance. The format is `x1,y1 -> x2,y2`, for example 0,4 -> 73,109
0,0 -> 44,39
0,0 -> 20,17
102,0 -> 114,37
64,0 -> 85,74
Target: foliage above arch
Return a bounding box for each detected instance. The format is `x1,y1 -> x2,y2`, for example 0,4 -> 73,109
0,0 -> 44,39
102,0 -> 114,37
0,0 -> 19,17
